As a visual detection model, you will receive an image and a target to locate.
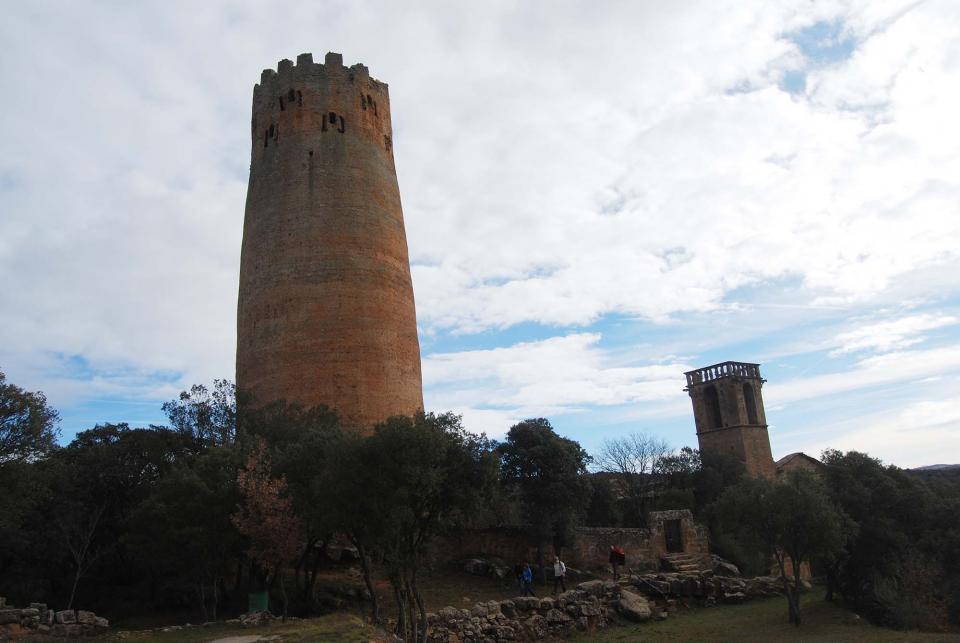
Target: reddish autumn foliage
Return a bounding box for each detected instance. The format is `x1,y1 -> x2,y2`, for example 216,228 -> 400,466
232,439 -> 304,581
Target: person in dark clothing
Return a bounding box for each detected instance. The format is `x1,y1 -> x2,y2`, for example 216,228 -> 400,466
521,563 -> 536,596
514,563 -> 524,592
609,545 -> 626,580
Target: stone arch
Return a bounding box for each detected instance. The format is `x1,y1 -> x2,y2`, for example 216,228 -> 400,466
704,385 -> 722,429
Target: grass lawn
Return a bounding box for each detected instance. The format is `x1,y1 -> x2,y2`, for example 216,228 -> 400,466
570,591 -> 959,643
103,612 -> 389,642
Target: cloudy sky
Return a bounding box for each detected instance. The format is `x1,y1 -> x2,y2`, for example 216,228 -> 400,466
2,0 -> 959,468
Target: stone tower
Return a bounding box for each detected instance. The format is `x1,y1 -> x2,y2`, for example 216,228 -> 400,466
684,362 -> 775,478
236,52 -> 423,432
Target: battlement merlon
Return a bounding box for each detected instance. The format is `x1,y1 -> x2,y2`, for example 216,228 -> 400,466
684,361 -> 764,389
255,52 -> 388,98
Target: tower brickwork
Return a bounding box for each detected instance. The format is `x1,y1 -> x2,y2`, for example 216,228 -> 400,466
237,52 -> 423,432
684,361 -> 775,478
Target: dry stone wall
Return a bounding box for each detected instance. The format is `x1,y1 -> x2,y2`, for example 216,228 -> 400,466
0,597 -> 108,639
425,573 -> 785,642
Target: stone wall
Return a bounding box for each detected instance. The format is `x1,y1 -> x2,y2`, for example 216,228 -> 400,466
447,511 -> 710,573
425,572 -> 784,641
0,597 -> 108,638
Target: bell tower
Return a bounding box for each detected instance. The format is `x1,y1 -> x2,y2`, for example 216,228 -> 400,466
684,361 -> 775,478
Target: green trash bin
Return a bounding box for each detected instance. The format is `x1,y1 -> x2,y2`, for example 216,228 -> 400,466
248,591 -> 269,613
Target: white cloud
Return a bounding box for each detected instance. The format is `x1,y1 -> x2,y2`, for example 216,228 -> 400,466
768,343 -> 960,405
423,333 -> 690,437
794,396 -> 960,469
830,313 -> 958,355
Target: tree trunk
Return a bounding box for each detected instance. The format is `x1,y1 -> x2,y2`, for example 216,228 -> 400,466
67,567 -> 82,610
199,579 -> 208,623
791,557 -> 803,626
212,574 -> 219,622
356,542 -> 380,624
393,582 -> 408,641
280,574 -> 288,623
775,552 -> 799,626
412,568 -> 428,643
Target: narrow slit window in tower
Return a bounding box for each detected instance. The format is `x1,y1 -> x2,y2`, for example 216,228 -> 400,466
329,112 -> 337,125
279,97 -> 285,111
338,116 -> 345,133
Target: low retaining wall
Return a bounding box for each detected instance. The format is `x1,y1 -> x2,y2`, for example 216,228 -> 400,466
426,572 -> 785,641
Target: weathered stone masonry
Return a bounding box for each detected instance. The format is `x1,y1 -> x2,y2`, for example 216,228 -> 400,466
237,53 -> 423,432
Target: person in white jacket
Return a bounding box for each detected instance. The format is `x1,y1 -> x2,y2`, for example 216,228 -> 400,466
552,556 -> 567,593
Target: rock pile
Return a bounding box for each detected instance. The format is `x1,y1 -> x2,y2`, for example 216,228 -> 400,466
0,597 -> 109,638
425,580 -> 637,642
424,572 -> 787,642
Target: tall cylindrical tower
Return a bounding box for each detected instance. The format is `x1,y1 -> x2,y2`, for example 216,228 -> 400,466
237,52 -> 423,432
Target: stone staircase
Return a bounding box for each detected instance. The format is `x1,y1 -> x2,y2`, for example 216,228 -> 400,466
659,552 -> 709,573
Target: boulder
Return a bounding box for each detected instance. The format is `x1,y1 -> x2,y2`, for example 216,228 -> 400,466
0,610 -> 19,625
714,560 -> 741,577
545,608 -> 572,625
617,590 -> 652,623
514,596 -> 540,611
55,610 -> 76,624
522,614 -> 547,639
499,600 -> 516,618
76,610 -> 96,624
576,580 -> 605,596
95,616 -> 110,628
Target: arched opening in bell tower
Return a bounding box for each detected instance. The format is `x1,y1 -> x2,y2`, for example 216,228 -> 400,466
743,383 -> 759,425
704,385 -> 722,429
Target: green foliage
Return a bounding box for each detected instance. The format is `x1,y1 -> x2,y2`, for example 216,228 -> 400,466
329,412 -> 498,641
821,450 -> 960,629
162,379 -> 237,448
498,418 -> 591,554
715,470 -> 845,626
0,369 -> 59,464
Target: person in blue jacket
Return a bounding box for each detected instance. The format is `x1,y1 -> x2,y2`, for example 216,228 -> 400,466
521,563 -> 536,596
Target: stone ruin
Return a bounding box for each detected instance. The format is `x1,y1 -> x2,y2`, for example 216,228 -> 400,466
0,597 -> 109,639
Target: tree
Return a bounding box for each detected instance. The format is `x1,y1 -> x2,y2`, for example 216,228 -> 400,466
820,450 -> 957,629
162,379 -> 237,449
716,470 -> 844,626
595,432 -> 671,525
498,419 -> 591,575
0,369 -> 59,465
232,439 -> 304,621
331,413 -> 497,642
241,400 -> 342,604
128,446 -> 241,622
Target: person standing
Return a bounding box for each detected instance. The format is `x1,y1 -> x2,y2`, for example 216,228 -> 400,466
609,545 -> 626,580
552,555 -> 567,593
521,563 -> 536,597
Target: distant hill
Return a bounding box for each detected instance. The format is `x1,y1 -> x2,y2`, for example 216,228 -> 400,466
911,464 -> 960,471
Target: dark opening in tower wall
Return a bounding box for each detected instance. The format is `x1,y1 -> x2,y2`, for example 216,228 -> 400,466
744,383 -> 759,424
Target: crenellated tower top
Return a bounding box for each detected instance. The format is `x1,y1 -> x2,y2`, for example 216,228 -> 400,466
250,52 -> 394,160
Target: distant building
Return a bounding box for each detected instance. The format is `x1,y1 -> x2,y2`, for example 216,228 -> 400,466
775,452 -> 825,477
684,361 -> 776,478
